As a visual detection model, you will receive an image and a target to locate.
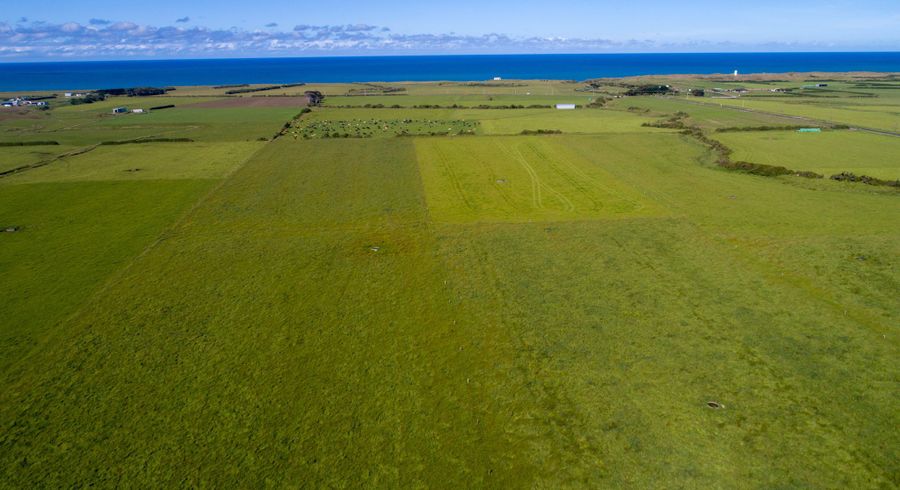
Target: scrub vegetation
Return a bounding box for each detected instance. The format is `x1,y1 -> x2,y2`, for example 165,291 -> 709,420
0,73 -> 897,488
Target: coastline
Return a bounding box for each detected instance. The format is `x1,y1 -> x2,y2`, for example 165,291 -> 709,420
2,52 -> 899,91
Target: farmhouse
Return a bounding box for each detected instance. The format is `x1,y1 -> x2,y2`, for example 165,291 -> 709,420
556,103 -> 576,110
1,97 -> 46,107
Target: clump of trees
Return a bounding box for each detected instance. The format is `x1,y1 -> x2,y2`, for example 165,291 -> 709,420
346,83 -> 406,95
225,83 -> 305,95
643,112 -> 689,129
305,91 -> 324,106
97,87 -> 169,96
70,93 -> 106,105
624,85 -> 674,96
520,129 -> 563,135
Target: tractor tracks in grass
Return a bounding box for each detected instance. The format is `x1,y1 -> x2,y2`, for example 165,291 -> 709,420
498,141 -> 543,210
431,142 -> 477,212
509,145 -> 544,209
524,140 -> 598,212
503,140 -> 577,213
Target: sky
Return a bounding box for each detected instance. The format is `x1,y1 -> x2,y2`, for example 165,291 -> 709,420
1,0 -> 898,61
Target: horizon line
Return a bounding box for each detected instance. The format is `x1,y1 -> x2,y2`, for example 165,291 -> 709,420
3,50 -> 900,65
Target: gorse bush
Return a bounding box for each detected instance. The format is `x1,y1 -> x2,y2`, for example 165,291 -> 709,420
0,141 -> 60,147
520,129 -> 563,135
99,138 -> 194,146
830,172 -> 900,187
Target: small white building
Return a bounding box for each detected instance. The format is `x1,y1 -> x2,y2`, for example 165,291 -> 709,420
132,108 -> 144,113
493,77 -> 502,81
555,103 -> 576,110
64,92 -> 73,97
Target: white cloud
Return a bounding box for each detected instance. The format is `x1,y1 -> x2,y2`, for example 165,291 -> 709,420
0,19 -> 894,60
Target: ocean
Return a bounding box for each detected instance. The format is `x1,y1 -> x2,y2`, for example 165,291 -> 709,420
1,52 -> 899,91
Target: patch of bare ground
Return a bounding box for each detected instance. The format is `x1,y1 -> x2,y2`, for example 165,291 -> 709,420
188,96 -> 309,108
0,109 -> 42,122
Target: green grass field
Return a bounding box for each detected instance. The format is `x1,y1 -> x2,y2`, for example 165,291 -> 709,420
715,130 -> 900,179
416,135 -> 664,222
711,97 -> 900,132
2,142 -> 264,183
0,75 -> 897,487
289,116 -> 478,138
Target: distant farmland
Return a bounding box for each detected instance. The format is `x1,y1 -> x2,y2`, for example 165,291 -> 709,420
0,74 -> 897,487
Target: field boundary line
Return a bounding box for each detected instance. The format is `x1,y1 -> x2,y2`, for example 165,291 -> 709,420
0,140 -> 274,378
0,144 -> 100,178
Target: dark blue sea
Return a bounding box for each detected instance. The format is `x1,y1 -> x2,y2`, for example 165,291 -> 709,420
1,52 -> 899,91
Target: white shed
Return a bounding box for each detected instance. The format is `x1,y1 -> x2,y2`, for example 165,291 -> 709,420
555,104 -> 576,110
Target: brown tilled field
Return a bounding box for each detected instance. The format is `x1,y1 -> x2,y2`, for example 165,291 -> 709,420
188,96 -> 309,108
0,109 -> 43,121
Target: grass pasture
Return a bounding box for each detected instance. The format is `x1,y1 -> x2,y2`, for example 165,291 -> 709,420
0,75 -> 898,487
1,104 -> 301,146
0,144 -> 77,173
2,141 -> 264,183
609,95 -> 808,129
712,97 -> 900,132
289,117 -> 478,138
0,179 -> 215,376
468,107 -> 664,134
715,130 -> 900,180
416,135 -> 664,222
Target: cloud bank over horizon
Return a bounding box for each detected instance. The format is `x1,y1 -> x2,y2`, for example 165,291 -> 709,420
0,19 -> 896,61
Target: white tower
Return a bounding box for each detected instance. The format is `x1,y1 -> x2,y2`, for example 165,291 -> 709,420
734,70 -> 739,77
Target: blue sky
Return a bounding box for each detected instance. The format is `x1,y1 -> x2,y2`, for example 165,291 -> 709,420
1,0 -> 898,60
